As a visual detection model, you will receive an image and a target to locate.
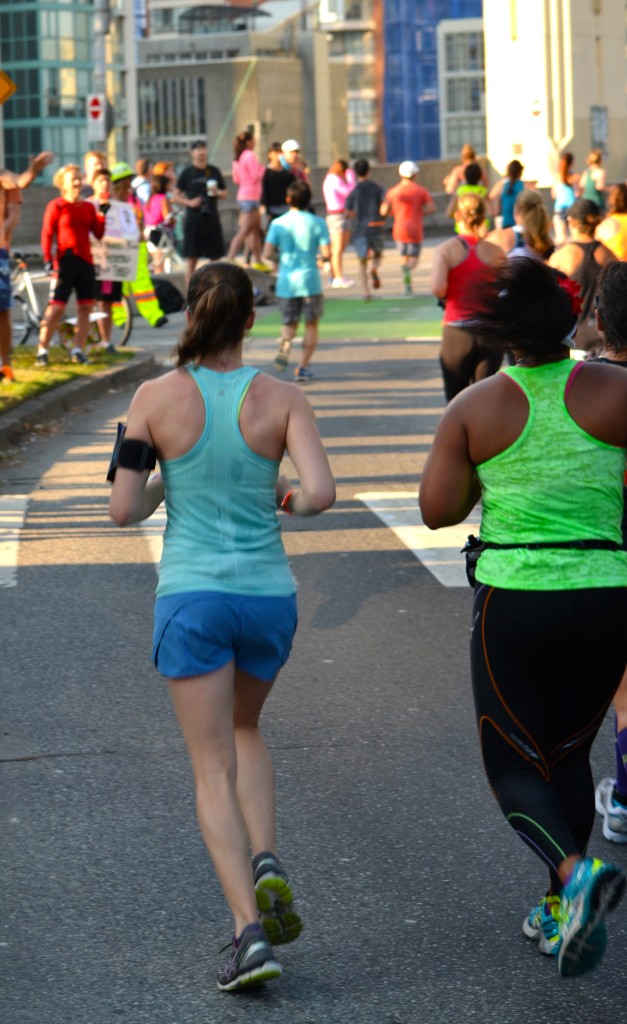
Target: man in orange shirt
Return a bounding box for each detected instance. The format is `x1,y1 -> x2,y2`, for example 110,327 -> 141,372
381,161 -> 435,295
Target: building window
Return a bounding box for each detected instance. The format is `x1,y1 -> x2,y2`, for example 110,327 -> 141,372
445,31 -> 484,73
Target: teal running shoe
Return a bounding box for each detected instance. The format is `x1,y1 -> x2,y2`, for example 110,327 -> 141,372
252,851 -> 304,946
557,857 -> 625,978
522,894 -> 562,955
216,922 -> 282,992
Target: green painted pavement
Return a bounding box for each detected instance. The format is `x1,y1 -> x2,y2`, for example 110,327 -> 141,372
252,296 -> 442,341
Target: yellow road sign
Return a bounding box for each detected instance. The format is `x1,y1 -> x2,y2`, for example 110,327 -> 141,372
0,70 -> 17,106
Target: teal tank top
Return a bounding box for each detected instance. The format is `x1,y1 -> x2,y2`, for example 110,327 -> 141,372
156,365 -> 296,597
476,360 -> 627,590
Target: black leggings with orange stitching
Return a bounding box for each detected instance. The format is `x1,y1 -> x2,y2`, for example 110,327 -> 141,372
470,584 -> 627,893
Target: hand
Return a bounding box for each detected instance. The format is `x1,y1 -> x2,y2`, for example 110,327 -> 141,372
43,260 -> 54,275
30,152 -> 54,175
99,202 -> 110,215
275,474 -> 292,507
188,196 -> 203,208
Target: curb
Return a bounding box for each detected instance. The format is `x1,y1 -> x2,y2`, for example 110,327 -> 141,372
0,352 -> 157,452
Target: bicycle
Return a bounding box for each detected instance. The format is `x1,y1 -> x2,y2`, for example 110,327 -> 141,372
10,251 -> 134,349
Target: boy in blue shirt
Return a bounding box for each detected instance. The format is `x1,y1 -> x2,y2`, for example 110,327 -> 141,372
263,180 -> 330,381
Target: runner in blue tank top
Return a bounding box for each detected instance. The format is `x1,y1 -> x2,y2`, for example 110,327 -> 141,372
109,262 -> 335,991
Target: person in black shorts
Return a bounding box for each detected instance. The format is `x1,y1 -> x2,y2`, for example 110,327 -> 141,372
173,140 -> 226,287
344,159 -> 385,301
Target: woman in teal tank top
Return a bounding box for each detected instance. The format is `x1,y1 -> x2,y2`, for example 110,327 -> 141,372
109,262 -> 335,991
419,258 -> 627,979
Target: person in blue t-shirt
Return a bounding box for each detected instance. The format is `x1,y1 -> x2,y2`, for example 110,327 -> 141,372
263,180 -> 330,381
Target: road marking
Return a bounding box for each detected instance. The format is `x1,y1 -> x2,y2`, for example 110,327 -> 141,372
355,491 -> 480,588
0,496 -> 29,588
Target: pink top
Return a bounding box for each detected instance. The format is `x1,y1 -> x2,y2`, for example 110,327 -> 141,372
322,170 -> 357,213
144,192 -> 168,227
232,148 -> 264,201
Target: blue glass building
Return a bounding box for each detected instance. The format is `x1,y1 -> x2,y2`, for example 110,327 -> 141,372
383,0 -> 482,162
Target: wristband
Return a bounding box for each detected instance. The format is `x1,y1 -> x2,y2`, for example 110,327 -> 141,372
280,490 -> 294,515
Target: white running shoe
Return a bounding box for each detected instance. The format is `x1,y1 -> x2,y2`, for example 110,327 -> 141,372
595,777 -> 627,843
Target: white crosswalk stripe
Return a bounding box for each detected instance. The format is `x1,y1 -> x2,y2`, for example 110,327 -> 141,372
355,491 -> 480,588
0,496 -> 29,589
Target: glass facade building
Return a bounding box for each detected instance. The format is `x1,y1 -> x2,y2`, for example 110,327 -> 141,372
383,0 -> 482,162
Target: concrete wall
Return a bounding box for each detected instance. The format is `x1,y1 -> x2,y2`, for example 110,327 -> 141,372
483,0 -> 627,186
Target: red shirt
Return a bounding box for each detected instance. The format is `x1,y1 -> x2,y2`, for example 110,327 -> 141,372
41,197 -> 105,266
444,236 -> 496,324
385,181 -> 432,244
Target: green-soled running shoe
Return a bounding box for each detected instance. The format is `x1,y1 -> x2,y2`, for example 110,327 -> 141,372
558,857 -> 625,978
252,850 -> 304,946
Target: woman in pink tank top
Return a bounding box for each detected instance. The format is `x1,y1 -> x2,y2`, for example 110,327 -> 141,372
430,193 -> 506,401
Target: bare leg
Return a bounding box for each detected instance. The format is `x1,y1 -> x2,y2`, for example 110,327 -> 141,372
0,309 -> 11,366
168,663 -> 262,936
299,319 -> 318,370
39,304 -> 66,350
330,233 -> 343,281
185,257 -> 198,291
227,211 -> 256,261
358,258 -> 370,299
73,304 -> 92,351
97,301 -> 112,346
233,668 -> 277,855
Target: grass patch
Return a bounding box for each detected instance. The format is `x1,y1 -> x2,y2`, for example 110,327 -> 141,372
252,295 -> 442,342
0,346 -> 136,415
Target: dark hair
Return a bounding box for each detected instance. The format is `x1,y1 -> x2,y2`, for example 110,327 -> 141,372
608,183 -> 627,214
596,262 -> 627,353
286,179 -> 312,210
353,158 -> 369,178
467,259 -> 576,355
135,159 -> 151,176
504,159 -> 523,195
177,263 -> 254,367
559,152 -> 574,184
463,161 -> 482,186
150,174 -> 168,195
328,158 -> 349,176
234,130 -> 254,160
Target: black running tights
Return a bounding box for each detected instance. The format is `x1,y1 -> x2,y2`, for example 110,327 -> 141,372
470,584 -> 627,892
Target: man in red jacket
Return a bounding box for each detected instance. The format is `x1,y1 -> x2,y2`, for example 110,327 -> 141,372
38,164 -> 107,365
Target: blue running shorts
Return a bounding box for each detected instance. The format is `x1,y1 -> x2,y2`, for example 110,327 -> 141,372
153,590 -> 298,681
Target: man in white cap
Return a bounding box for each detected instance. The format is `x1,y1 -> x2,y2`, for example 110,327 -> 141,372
381,160 -> 435,295
280,140 -> 308,183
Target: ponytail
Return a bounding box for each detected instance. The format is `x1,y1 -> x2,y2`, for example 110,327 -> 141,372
176,262 -> 254,367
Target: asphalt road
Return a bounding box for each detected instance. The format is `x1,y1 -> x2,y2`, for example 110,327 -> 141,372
1,254 -> 626,1023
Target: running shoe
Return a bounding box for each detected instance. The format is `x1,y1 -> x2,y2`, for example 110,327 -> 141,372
294,366 -> 314,382
274,340 -> 291,372
216,922 -> 282,992
557,857 -> 625,978
251,261 -> 273,273
252,851 -> 304,946
331,278 -> 354,289
371,267 -> 381,289
35,351 -> 49,367
595,777 -> 627,843
71,348 -> 89,364
522,894 -> 562,955
1,364 -> 15,383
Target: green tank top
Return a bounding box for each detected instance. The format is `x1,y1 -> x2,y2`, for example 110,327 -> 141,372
156,364 -> 296,598
476,360 -> 627,590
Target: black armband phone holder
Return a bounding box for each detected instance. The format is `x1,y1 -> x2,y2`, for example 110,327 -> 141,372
107,422 -> 157,482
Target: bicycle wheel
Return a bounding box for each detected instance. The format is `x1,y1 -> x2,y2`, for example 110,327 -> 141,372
110,294 -> 133,347
12,294 -> 40,346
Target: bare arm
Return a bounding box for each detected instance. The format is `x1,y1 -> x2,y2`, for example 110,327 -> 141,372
280,389 -> 336,515
13,151 -> 54,190
172,188 -> 202,209
262,240 -> 278,267
419,399 -> 481,528
109,385 -> 165,526
429,244 -> 452,299
445,194 -> 458,219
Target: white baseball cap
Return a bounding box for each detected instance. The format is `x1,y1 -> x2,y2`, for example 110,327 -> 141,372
399,160 -> 420,178
281,139 -> 301,153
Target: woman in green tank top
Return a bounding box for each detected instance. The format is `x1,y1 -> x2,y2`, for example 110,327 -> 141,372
419,258 -> 627,979
109,262 -> 335,991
